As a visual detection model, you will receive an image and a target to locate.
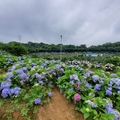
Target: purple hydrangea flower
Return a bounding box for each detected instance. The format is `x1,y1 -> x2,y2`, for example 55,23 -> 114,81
9,88 -> 15,96
70,74 -> 79,80
34,98 -> 41,104
118,91 -> 120,94
106,89 -> 112,96
55,65 -> 61,70
99,80 -> 104,84
8,69 -> 12,72
110,73 -> 117,77
39,81 -> 44,85
19,73 -> 27,79
85,83 -> 92,88
70,80 -> 74,85
108,83 -> 113,87
69,88 -> 73,91
0,82 -> 11,90
16,69 -> 23,74
35,74 -> 42,80
79,68 -> 83,71
22,67 -> 27,71
103,99 -> 113,108
85,100 -> 98,108
94,84 -> 101,91
41,63 -> 46,67
6,72 -> 13,79
105,106 -> 120,120
48,92 -> 52,97
107,87 -> 112,91
84,72 -> 90,78
116,80 -> 120,87
1,88 -> 10,98
13,87 -> 21,95
92,75 -> 99,82
20,80 -> 24,85
32,63 -> 37,67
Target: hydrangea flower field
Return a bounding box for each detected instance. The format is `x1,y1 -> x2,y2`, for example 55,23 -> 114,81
0,51 -> 120,120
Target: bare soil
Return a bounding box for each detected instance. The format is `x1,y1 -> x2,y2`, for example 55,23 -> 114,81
36,87 -> 84,120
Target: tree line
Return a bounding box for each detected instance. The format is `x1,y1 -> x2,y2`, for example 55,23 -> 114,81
0,41 -> 120,56
22,41 -> 120,53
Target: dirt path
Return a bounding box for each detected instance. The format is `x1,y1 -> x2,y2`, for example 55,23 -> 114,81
36,87 -> 84,120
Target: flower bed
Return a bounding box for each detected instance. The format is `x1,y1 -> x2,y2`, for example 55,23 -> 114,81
0,55 -> 120,120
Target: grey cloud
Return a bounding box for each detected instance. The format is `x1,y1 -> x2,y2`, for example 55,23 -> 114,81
0,0 -> 120,46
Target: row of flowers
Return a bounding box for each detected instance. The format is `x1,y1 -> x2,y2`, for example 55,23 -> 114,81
56,65 -> 120,120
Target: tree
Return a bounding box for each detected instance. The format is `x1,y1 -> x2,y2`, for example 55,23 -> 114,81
8,42 -> 28,56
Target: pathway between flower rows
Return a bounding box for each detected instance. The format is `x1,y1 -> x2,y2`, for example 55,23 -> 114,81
36,87 -> 84,120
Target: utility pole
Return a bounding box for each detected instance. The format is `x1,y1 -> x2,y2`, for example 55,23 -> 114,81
60,35 -> 62,61
19,35 -> 21,43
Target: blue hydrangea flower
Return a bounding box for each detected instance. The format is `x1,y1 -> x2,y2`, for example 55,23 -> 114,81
85,83 -> 92,88
105,106 -> 120,120
108,83 -> 113,87
70,80 -> 74,85
110,73 -> 117,77
16,69 -> 23,74
22,67 -> 27,71
13,87 -> 21,95
9,88 -> 15,96
6,72 -> 13,79
94,84 -> 101,91
107,87 -> 112,91
99,80 -> 104,84
0,82 -> 11,90
84,73 -> 90,78
19,73 -> 27,79
118,91 -> 120,94
1,88 -> 10,98
8,68 -> 12,72
55,65 -> 61,70
41,63 -> 46,67
79,68 -> 83,71
34,98 -> 41,104
103,99 -> 113,108
106,89 -> 112,96
39,81 -> 44,85
32,63 -> 36,67
70,74 -> 78,80
85,100 -> 98,108
92,75 -> 99,82
69,88 -> 73,91
48,92 -> 52,97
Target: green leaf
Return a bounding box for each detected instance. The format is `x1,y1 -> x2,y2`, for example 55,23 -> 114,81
21,107 -> 30,116
33,106 -> 38,114
93,110 -> 97,115
84,112 -> 90,119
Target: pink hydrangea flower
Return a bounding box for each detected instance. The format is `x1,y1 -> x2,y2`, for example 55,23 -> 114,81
74,93 -> 81,101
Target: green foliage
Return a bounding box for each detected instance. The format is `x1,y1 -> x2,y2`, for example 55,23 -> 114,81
105,56 -> 120,66
8,42 -> 28,56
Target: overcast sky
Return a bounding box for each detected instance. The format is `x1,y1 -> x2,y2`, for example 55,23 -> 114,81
0,0 -> 120,46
